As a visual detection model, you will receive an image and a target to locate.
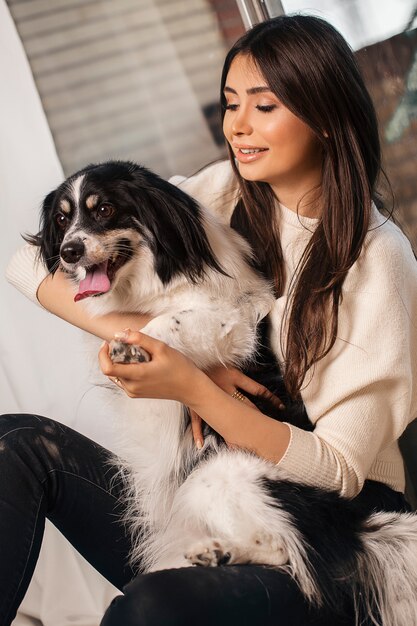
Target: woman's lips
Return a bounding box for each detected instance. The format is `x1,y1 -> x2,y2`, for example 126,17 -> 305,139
234,147 -> 269,163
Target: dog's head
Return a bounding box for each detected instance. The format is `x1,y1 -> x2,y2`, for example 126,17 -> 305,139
27,161 -> 225,301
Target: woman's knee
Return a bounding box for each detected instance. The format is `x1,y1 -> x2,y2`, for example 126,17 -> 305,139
101,570 -> 195,626
0,413 -> 63,467
0,413 -> 46,437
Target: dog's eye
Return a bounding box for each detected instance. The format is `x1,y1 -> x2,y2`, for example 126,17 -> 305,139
97,204 -> 114,219
56,213 -> 69,229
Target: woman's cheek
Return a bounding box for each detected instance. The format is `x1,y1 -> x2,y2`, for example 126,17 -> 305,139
222,116 -> 232,143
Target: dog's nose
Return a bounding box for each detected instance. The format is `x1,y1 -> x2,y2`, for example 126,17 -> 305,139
60,240 -> 85,264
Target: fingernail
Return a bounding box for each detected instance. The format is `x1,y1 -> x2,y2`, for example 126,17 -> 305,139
100,340 -> 108,349
196,439 -> 203,450
114,329 -> 130,340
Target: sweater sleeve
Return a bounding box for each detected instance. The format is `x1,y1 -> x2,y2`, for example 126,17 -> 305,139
277,223 -> 417,498
5,243 -> 48,308
170,160 -> 238,223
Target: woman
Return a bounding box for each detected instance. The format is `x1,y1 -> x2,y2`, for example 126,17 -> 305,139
4,14 -> 417,626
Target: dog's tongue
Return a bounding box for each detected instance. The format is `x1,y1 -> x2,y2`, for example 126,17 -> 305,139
74,261 -> 110,302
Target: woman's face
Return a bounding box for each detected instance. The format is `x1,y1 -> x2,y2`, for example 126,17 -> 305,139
223,54 -> 323,211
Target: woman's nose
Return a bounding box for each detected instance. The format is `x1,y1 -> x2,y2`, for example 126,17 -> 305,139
231,108 -> 252,136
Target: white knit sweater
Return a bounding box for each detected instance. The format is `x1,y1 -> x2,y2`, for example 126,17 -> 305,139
7,161 -> 417,498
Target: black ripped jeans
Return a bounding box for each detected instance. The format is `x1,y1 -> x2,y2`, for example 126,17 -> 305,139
0,414 -> 410,626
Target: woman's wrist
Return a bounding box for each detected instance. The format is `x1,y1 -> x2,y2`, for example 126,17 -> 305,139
185,371 -> 291,463
180,366 -> 216,408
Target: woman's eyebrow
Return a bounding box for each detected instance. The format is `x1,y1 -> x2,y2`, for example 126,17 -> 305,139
223,86 -> 272,95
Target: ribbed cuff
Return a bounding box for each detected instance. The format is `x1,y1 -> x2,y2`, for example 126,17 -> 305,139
367,459 -> 405,493
276,423 -> 359,497
276,423 -> 318,476
278,422 -> 328,486
5,244 -> 49,308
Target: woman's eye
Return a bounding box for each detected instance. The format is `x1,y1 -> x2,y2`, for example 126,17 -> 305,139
97,204 -> 114,219
56,213 -> 69,229
256,104 -> 277,113
224,103 -> 276,113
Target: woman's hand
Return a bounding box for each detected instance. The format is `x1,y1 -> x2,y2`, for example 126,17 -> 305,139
190,365 -> 285,450
99,330 -> 285,452
99,330 -> 290,463
98,330 -> 205,405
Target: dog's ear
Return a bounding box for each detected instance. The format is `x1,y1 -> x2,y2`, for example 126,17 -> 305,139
130,172 -> 226,285
24,189 -> 61,273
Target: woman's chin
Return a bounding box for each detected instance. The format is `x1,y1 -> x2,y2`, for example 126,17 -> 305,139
237,166 -> 270,185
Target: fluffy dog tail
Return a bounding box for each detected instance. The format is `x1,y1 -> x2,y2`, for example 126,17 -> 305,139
357,511 -> 417,625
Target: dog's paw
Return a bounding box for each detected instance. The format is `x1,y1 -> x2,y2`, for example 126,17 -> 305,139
185,539 -> 232,567
251,533 -> 289,566
109,339 -> 151,364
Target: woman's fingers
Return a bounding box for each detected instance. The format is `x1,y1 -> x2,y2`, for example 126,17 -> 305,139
98,330 -> 201,403
109,376 -> 124,388
231,391 -> 257,409
204,365 -> 280,409
189,409 -> 204,449
232,369 -> 285,409
99,331 -> 160,378
99,341 -> 117,376
114,329 -> 165,356
99,345 -> 151,399
98,341 -> 148,396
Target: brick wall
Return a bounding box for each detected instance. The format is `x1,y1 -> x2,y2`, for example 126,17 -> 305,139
207,0 -> 245,49
357,29 -> 417,249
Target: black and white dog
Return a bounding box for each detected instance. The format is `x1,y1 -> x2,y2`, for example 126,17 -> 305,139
29,160 -> 417,625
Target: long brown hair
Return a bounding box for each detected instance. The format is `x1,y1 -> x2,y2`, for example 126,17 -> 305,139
221,15 -> 381,397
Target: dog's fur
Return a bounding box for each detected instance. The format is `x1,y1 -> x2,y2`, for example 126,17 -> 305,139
30,160 -> 417,625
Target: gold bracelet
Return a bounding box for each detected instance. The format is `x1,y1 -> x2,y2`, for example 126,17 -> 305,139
232,389 -> 246,402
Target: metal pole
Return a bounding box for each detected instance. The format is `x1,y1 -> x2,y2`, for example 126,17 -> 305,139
236,0 -> 285,30
263,0 -> 286,18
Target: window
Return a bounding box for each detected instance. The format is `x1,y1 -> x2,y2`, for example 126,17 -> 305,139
7,0 -> 245,178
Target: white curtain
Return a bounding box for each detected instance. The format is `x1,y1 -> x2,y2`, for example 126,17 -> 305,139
0,1 -> 118,623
